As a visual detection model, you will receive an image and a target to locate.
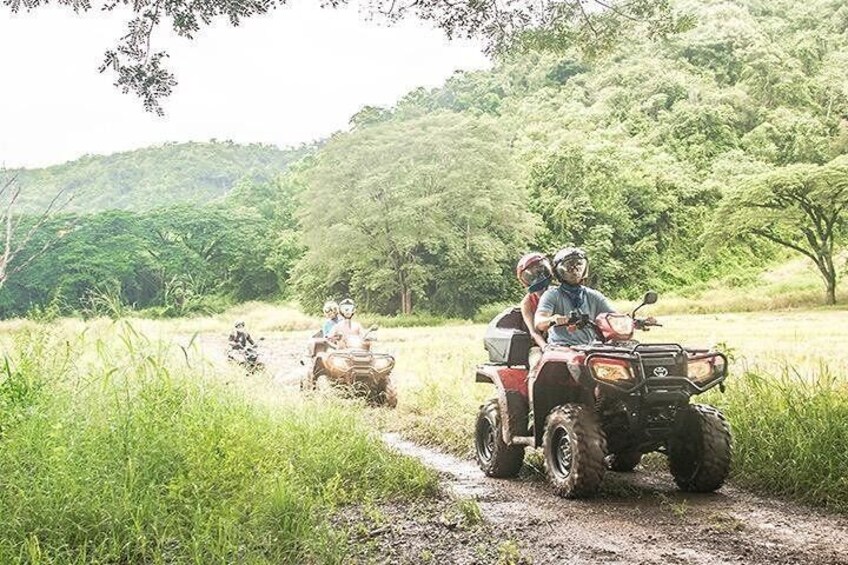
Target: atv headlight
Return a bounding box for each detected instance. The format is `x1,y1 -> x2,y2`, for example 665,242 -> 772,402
588,358 -> 634,384
688,356 -> 725,384
373,357 -> 394,371
327,355 -> 350,372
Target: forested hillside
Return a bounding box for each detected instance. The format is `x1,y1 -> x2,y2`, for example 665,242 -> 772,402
10,141 -> 314,213
3,0 -> 847,318
294,0 -> 848,312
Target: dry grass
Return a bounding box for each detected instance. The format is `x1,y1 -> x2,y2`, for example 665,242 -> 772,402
645,256 -> 848,315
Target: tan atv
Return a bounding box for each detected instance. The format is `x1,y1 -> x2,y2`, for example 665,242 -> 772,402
301,325 -> 397,407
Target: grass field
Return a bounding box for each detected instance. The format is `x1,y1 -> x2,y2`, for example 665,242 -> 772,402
0,320 -> 436,564
0,300 -> 845,564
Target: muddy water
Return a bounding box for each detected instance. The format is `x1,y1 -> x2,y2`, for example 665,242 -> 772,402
194,332 -> 848,564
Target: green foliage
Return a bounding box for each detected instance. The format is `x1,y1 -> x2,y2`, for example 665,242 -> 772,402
715,155 -> 848,303
0,172 -> 307,317
7,0 -> 848,316
0,323 -> 438,562
295,111 -> 536,317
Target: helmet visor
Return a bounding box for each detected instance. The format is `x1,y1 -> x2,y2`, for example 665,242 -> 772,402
556,257 -> 587,282
519,259 -> 552,288
340,304 -> 355,318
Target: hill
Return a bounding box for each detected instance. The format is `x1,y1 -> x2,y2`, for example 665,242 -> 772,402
9,141 -> 315,213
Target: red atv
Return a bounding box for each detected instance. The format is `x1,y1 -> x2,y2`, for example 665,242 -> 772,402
474,291 -> 731,498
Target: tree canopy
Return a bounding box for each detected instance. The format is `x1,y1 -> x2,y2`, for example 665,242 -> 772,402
716,156 -> 848,304
296,112 -> 536,316
2,0 -> 687,113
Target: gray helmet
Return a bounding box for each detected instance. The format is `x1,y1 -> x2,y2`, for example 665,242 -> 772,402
552,247 -> 588,284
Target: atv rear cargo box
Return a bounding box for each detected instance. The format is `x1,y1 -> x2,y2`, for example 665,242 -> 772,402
484,307 -> 531,367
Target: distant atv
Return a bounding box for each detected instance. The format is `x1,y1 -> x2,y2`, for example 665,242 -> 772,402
227,338 -> 265,374
474,292 -> 731,498
301,326 -> 397,407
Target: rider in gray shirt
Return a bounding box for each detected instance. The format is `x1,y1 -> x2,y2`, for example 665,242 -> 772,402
535,247 -> 615,346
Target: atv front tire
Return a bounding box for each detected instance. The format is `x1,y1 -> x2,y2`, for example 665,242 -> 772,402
668,404 -> 732,492
543,404 -> 607,498
475,398 -> 525,478
378,382 -> 398,409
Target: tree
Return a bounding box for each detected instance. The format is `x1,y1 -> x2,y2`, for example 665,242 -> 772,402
295,111 -> 535,316
716,156 -> 848,304
3,0 -> 684,113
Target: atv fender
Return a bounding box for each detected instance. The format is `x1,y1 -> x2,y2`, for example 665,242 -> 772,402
476,365 -> 530,446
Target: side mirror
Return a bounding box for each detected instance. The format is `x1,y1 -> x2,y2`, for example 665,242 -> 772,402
632,290 -> 658,316
369,325 -> 379,332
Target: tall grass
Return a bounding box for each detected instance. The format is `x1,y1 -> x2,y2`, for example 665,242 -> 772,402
0,322 -> 437,563
706,367 -> 848,513
383,326 -> 489,456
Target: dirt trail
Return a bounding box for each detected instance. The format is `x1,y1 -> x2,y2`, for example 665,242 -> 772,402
194,332 -> 848,564
383,434 -> 848,564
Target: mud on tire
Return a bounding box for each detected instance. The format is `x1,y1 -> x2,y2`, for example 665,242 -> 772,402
475,396 -> 525,478
668,404 -> 732,493
300,364 -> 316,392
543,404 -> 607,498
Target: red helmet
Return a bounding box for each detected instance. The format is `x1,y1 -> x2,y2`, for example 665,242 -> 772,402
516,252 -> 553,292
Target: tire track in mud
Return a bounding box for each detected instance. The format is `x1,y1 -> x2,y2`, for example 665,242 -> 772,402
383,433 -> 848,565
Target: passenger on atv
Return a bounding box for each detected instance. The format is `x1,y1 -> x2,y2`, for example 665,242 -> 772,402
327,298 -> 368,350
516,252 -> 554,350
322,300 -> 341,337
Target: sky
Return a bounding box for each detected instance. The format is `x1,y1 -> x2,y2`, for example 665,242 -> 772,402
0,1 -> 490,169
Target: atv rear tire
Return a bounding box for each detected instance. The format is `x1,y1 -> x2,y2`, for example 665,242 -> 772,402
668,404 -> 732,492
475,398 -> 525,478
606,451 -> 642,472
543,404 -> 607,498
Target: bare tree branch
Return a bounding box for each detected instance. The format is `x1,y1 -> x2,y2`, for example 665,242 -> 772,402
0,173 -> 76,290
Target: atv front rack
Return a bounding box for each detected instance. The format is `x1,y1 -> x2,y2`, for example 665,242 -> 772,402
582,342 -> 728,398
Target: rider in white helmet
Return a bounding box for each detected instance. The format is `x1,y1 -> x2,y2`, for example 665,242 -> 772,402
328,298 -> 365,347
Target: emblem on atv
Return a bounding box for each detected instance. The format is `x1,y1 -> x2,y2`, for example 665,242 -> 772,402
652,366 -> 669,377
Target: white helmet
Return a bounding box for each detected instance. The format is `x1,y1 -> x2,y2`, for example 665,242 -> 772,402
322,300 -> 339,316
339,298 -> 356,319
